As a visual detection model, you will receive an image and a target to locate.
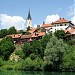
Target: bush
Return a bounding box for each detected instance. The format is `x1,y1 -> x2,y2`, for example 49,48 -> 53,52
0,58 -> 4,66
15,50 -> 25,59
21,57 -> 35,70
34,57 -> 44,71
29,53 -> 37,60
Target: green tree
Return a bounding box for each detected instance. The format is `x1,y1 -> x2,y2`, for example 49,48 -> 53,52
8,26 -> 17,34
29,53 -> 37,60
24,31 -> 30,35
21,57 -> 34,70
66,39 -> 75,46
30,40 -> 43,57
0,29 -> 8,38
15,50 -> 25,59
41,33 -> 52,49
0,39 -> 15,60
27,26 -> 31,31
0,58 -> 3,66
54,30 -> 66,40
44,36 -> 68,71
40,33 -> 52,57
0,36 -> 14,44
5,36 -> 14,43
22,42 -> 32,57
34,57 -> 44,70
17,30 -> 24,34
61,46 -> 75,71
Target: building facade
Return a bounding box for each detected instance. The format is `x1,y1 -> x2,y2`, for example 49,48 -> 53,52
41,18 -> 74,33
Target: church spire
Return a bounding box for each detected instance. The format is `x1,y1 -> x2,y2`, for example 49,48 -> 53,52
27,9 -> 32,20
26,9 -> 32,28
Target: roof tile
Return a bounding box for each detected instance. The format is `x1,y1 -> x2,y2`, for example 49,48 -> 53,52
52,18 -> 70,24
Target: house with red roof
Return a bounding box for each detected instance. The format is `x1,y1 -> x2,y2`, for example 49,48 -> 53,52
41,22 -> 52,33
51,18 -> 74,33
6,27 -> 45,44
41,18 -> 74,33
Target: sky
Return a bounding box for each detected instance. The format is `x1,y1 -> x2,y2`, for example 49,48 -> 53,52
0,0 -> 75,30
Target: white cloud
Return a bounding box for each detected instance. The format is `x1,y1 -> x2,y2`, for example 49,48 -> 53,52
45,14 -> 60,23
0,14 -> 26,30
71,16 -> 75,25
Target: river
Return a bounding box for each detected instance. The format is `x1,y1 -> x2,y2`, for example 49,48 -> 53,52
0,70 -> 75,75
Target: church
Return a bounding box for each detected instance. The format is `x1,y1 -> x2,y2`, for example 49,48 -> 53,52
26,9 -> 32,28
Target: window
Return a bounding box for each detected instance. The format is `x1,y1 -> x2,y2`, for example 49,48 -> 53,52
55,25 -> 56,27
29,21 -> 30,24
65,24 -> 66,26
57,25 -> 59,26
60,24 -> 62,26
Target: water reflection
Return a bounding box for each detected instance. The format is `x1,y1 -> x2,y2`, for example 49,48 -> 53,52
0,70 -> 75,75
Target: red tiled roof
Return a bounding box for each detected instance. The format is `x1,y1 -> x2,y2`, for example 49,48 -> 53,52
31,33 -> 38,38
38,32 -> 45,36
21,34 -> 32,39
72,26 -> 75,29
65,29 -> 75,34
41,24 -> 52,28
7,34 -> 22,39
28,28 -> 37,34
52,18 -> 70,24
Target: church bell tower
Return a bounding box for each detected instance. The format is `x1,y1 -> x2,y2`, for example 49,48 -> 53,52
27,9 -> 32,28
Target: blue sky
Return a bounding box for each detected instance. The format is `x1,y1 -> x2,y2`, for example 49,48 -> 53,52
0,0 -> 74,30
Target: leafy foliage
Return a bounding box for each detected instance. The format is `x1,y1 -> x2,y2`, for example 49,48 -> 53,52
0,38 -> 15,60
0,29 -> 8,38
8,26 -> 17,34
54,30 -> 66,40
61,46 -> 75,71
0,58 -> 4,66
30,40 -> 43,57
40,33 -> 52,57
15,50 -> 25,59
41,33 -> 52,49
27,26 -> 31,31
44,36 -> 68,70
22,42 -> 33,57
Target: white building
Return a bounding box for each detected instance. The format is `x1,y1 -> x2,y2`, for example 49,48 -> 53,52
41,23 -> 52,33
41,18 -> 74,33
